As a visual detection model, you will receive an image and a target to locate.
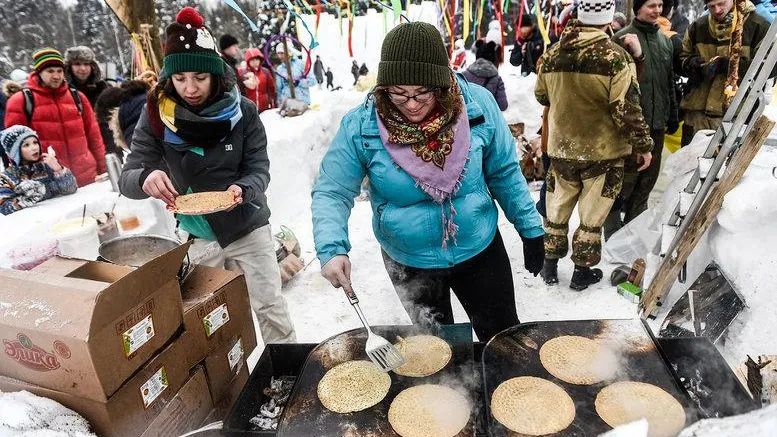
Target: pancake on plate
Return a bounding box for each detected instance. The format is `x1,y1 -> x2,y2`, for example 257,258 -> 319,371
317,360 -> 391,413
171,191 -> 236,215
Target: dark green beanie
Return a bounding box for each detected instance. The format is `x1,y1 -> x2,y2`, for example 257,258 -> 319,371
377,22 -> 451,88
161,7 -> 224,78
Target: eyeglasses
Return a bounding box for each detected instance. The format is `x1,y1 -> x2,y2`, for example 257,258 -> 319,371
385,89 -> 437,105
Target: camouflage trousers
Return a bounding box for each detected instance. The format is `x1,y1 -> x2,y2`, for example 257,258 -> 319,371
544,158 -> 624,267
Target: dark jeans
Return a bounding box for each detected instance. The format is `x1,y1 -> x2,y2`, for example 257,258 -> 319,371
620,129 -> 664,223
537,153 -> 552,217
381,231 -> 519,342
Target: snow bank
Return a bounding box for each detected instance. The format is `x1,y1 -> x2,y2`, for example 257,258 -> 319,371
677,404 -> 777,437
709,145 -> 777,366
0,390 -> 95,437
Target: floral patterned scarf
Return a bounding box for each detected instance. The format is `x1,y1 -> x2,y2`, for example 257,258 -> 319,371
375,77 -> 470,249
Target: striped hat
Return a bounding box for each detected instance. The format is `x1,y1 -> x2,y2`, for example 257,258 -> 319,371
578,0 -> 616,25
32,48 -> 65,73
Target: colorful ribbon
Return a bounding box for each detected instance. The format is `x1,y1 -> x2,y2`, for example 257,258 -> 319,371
221,0 -> 259,32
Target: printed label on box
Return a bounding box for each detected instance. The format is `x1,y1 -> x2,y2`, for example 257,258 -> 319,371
203,303 -> 230,337
140,366 -> 168,408
122,315 -> 155,358
227,338 -> 244,371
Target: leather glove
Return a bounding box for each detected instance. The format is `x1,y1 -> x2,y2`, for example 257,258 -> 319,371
665,120 -> 680,135
521,235 -> 545,277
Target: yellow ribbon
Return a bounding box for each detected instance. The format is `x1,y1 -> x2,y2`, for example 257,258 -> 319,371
463,0 -> 470,41
535,6 -> 551,46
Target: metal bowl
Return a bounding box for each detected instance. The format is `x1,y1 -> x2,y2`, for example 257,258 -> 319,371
98,234 -> 182,267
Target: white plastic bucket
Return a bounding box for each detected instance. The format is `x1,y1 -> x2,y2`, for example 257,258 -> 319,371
50,217 -> 100,260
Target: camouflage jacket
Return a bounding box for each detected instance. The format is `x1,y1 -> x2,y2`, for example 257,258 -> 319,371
679,1 -> 772,117
535,22 -> 653,162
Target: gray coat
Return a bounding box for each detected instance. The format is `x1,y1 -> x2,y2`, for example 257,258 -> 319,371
119,97 -> 272,247
462,59 -> 508,111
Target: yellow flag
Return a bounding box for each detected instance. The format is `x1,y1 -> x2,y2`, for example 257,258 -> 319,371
463,0 -> 471,41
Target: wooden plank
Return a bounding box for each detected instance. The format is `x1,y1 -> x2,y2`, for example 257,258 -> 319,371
641,115 -> 775,316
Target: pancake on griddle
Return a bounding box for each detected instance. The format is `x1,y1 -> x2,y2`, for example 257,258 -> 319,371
388,384 -> 470,437
317,360 -> 391,413
539,335 -> 618,385
596,381 -> 686,437
393,335 -> 452,377
490,376 -> 575,435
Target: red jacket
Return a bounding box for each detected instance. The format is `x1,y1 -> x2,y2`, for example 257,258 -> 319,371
5,73 -> 106,187
242,48 -> 276,112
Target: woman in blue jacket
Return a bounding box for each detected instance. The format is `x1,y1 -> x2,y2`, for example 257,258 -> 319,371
312,22 -> 545,341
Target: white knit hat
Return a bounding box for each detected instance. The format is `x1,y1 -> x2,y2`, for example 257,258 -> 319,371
578,0 -> 616,26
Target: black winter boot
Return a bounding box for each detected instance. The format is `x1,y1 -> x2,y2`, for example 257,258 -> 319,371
541,259 -> 559,285
570,265 -> 603,291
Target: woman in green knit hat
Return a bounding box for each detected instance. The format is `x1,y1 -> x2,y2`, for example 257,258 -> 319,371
119,7 -> 296,345
312,22 -> 545,341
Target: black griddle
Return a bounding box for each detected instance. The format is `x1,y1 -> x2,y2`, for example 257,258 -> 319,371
482,319 -> 695,436
276,323 -> 477,437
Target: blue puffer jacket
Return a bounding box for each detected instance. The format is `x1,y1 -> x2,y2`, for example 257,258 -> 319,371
312,76 -> 544,269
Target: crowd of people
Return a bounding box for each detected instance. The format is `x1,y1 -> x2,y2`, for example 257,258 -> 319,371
0,0 -> 774,344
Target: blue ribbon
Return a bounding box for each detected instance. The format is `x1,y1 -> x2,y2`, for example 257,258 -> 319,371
221,0 -> 259,31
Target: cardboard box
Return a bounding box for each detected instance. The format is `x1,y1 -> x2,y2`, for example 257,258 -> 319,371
181,265 -> 258,366
0,332 -> 193,437
0,243 -> 189,402
139,366 -> 213,437
213,359 -> 249,415
203,335 -> 249,403
617,281 -> 643,304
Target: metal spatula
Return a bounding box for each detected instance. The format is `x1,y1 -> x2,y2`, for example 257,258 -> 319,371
342,287 -> 405,372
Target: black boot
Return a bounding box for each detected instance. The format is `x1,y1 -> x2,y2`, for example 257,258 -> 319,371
541,259 -> 559,285
570,265 -> 603,291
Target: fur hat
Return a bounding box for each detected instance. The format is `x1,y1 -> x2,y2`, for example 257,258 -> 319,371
64,46 -> 102,81
161,7 -> 224,78
1,125 -> 39,164
218,34 -> 239,51
578,0 -> 616,25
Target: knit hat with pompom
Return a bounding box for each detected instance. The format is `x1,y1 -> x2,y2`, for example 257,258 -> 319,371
161,7 -> 224,78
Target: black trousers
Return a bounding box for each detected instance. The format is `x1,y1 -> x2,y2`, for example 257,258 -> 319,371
381,231 -> 519,342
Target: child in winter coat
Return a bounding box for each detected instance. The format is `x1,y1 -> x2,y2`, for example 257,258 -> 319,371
510,14 -> 545,76
0,125 -> 77,215
450,39 -> 468,71
243,48 -> 276,112
463,41 -> 508,110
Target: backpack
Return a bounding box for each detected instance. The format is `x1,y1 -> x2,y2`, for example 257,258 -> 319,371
22,86 -> 84,123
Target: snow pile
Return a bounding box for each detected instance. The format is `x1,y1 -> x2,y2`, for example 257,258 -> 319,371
677,404 -> 777,437
0,390 -> 95,437
709,145 -> 777,365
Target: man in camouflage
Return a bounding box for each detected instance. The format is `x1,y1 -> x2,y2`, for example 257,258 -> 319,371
534,0 -> 654,290
679,0 -> 773,146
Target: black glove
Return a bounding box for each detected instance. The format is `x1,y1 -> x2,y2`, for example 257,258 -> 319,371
521,235 -> 545,277
716,56 -> 730,75
293,79 -> 300,87
665,120 -> 680,135
686,56 -> 705,75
